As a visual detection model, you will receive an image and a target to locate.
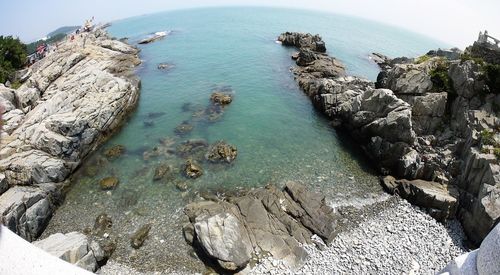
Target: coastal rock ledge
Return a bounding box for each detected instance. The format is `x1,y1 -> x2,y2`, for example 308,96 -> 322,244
0,29 -> 141,241
278,31 -> 499,246
183,182 -> 338,272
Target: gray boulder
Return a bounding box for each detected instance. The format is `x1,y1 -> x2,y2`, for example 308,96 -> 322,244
194,213 -> 252,270
0,174 -> 7,195
440,250 -> 479,275
381,176 -> 459,221
449,60 -> 487,99
184,182 -> 338,271
0,184 -> 60,241
477,223 -> 500,275
33,232 -> 105,272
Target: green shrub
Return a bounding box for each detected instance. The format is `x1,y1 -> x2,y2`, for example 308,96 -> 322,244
0,36 -> 27,84
481,63 -> 500,94
494,147 -> 500,159
415,55 -> 430,64
460,53 -> 484,65
480,129 -> 496,146
430,59 -> 453,93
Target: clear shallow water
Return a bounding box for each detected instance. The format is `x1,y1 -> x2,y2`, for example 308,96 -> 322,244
43,7 -> 448,272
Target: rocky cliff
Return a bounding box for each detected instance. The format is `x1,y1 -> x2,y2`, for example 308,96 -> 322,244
0,29 -> 141,241
278,32 -> 499,246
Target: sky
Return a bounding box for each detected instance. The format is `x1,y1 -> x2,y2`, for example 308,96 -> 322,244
0,0 -> 499,48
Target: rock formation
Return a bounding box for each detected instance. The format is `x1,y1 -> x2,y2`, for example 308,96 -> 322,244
0,29 -> 141,242
183,182 -> 338,272
278,32 -> 499,246
33,231 -> 107,272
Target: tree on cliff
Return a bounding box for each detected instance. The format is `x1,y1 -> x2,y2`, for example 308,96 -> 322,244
0,36 -> 27,84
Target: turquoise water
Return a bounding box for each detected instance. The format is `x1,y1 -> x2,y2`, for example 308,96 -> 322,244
43,7 -> 448,272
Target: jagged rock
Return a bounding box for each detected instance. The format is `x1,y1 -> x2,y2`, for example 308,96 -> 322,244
277,32 -> 326,52
183,159 -> 203,179
465,41 -> 500,65
104,145 -> 126,159
99,177 -> 119,190
381,176 -> 458,221
210,92 -> 233,105
426,48 -> 462,60
0,184 -> 60,241
153,163 -> 173,181
297,49 -> 318,66
33,231 -> 105,272
0,30 -> 140,188
184,182 -> 338,271
449,60 -> 488,99
0,173 -> 8,195
0,84 -> 17,113
205,141 -> 238,163
458,147 -> 500,245
381,58 -> 442,95
0,150 -> 69,186
130,223 -> 151,249
280,31 -> 500,246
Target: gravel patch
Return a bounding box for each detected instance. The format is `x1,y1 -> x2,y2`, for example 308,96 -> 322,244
250,197 -> 468,274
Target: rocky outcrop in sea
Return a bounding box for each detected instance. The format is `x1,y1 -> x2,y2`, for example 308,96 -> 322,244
0,29 -> 141,242
278,32 -> 499,246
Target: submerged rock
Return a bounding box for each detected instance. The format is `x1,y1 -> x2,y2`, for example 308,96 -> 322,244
183,159 -> 203,179
99,177 -> 119,190
146,111 -> 166,119
104,145 -> 126,159
153,163 -> 173,181
205,141 -> 238,163
94,213 -> 113,234
184,182 -> 338,271
130,223 -> 152,249
175,139 -> 208,158
174,121 -> 194,136
210,92 -> 233,105
157,63 -> 174,70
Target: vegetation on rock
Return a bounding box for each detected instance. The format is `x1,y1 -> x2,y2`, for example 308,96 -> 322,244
429,59 -> 453,93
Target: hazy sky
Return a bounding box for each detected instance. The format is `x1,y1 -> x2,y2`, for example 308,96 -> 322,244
0,0 -> 499,48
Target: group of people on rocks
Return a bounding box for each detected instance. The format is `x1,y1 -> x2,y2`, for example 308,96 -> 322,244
29,17 -> 96,65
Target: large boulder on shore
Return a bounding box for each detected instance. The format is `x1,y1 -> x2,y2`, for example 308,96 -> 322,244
33,231 -> 106,272
184,182 -> 338,271
194,213 -> 252,270
381,176 -> 458,221
0,183 -> 61,242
